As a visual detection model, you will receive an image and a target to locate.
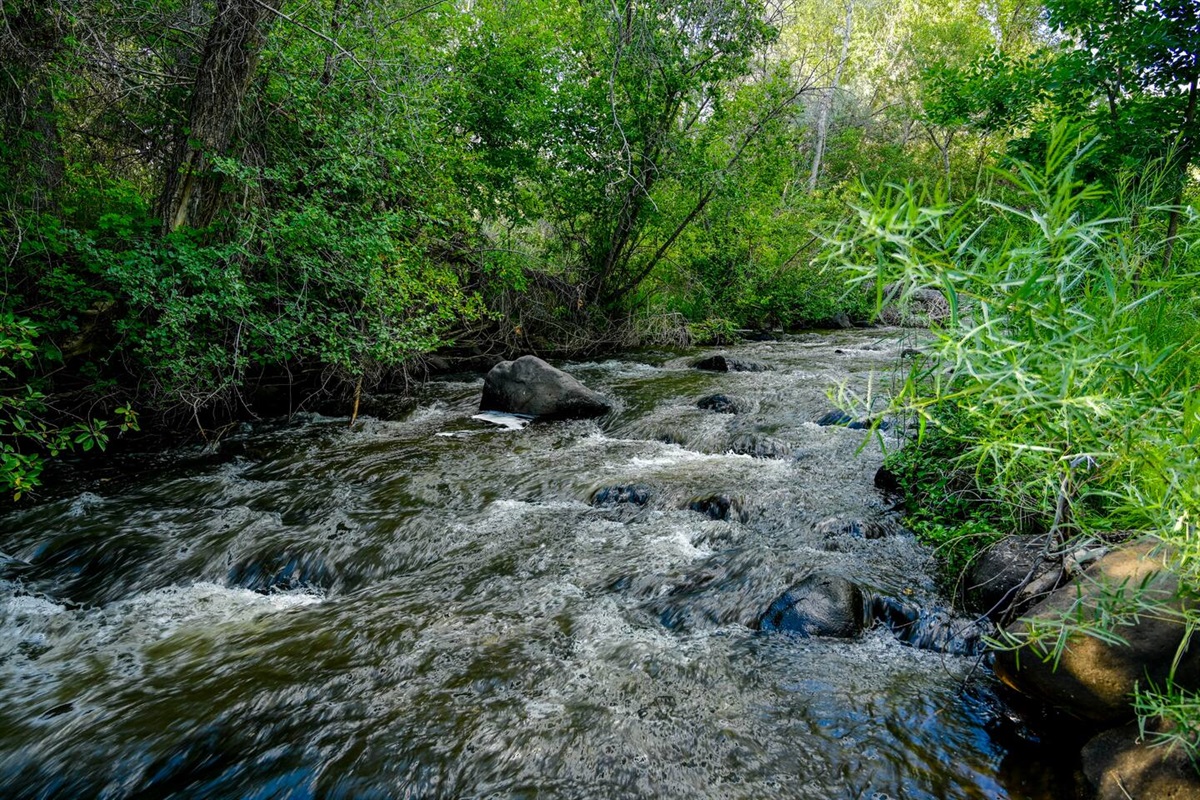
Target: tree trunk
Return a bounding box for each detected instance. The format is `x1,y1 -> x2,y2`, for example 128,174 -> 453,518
0,2 -> 66,213
808,0 -> 853,191
159,0 -> 281,233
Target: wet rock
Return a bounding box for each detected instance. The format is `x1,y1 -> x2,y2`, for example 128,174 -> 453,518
813,516 -> 893,540
739,329 -> 779,342
870,595 -> 987,656
816,409 -> 853,426
228,552 -> 335,593
1082,722 -> 1200,800
353,393 -> 417,421
591,484 -> 651,507
480,355 -> 612,420
697,393 -> 741,414
964,535 -> 1063,620
729,433 -> 792,459
757,574 -> 865,638
692,355 -> 769,373
874,466 -> 903,497
686,494 -> 746,523
994,540 -> 1200,723
816,410 -> 889,430
636,548 -> 780,631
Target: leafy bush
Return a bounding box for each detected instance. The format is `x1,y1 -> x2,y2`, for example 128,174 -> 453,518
0,314 -> 137,500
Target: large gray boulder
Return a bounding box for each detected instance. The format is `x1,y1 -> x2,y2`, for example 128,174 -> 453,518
993,540 -> 1200,723
480,355 -> 612,420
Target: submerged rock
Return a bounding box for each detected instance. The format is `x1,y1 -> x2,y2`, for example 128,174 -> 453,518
1081,722 -> 1200,800
816,410 -> 853,426
813,516 -> 894,540
697,393 -> 741,414
815,410 -> 889,430
480,355 -> 612,420
692,355 -> 769,373
757,574 -> 865,638
728,433 -> 792,459
591,484 -> 652,507
870,595 -> 986,656
227,551 -> 335,593
686,494 -> 746,523
994,540 -> 1200,723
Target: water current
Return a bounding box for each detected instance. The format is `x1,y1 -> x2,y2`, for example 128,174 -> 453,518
0,330 -> 1079,799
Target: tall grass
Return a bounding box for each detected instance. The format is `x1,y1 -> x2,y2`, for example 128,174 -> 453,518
827,121 -> 1200,751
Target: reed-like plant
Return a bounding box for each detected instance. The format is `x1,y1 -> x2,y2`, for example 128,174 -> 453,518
826,120 -> 1200,753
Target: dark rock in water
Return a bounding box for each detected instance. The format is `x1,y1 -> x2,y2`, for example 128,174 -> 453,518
813,516 -> 892,540
994,540 -> 1200,723
816,410 -> 853,426
1081,722 -> 1200,800
687,495 -> 746,523
874,466 -> 902,497
900,348 -> 924,359
870,595 -> 986,656
228,552 -> 334,593
692,355 -> 769,373
739,329 -> 779,342
757,574 -> 865,638
697,393 -> 741,414
591,484 -> 651,507
964,534 -> 1062,619
480,355 -> 612,420
729,433 -> 791,459
353,393 -> 417,421
816,409 -> 889,430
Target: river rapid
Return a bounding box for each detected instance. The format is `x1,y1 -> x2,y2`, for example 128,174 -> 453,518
0,330 -> 1078,799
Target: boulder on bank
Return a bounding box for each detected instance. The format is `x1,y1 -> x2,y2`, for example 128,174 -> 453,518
993,540 -> 1200,723
480,356 -> 612,420
964,534 -> 1064,620
878,282 -> 951,327
757,574 -> 865,638
1082,722 -> 1200,800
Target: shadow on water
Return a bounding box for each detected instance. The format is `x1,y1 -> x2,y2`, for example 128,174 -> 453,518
0,330 -> 1084,798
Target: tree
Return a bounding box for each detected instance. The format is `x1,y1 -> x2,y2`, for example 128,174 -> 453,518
1044,0 -> 1200,266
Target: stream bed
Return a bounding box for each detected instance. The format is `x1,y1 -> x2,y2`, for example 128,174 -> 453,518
0,329 -> 1079,799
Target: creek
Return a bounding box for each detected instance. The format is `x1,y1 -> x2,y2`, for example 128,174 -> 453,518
0,330 -> 1078,799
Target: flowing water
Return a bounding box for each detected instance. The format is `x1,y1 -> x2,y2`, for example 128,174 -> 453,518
0,330 -> 1077,799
